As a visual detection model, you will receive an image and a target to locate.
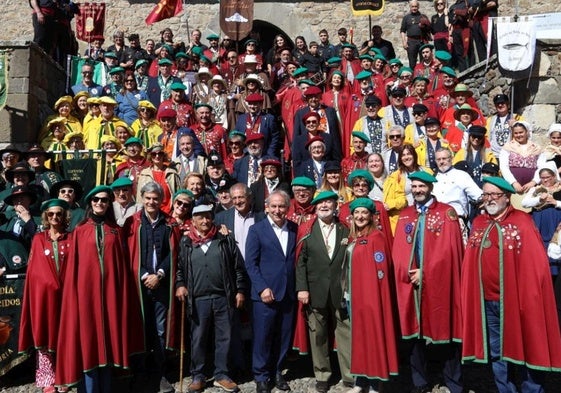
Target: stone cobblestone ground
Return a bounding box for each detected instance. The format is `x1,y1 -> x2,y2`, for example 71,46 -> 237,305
2,350 -> 560,393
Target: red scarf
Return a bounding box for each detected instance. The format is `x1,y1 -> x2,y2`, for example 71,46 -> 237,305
188,224 -> 218,246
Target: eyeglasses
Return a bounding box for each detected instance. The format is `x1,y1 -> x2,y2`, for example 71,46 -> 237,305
2,154 -> 17,160
353,182 -> 369,188
82,71 -> 93,76
175,200 -> 191,208
365,104 -> 378,109
47,211 -> 63,218
389,135 -> 402,140
151,151 -> 165,157
293,189 -> 311,194
306,120 -> 318,124
92,196 -> 109,203
59,188 -> 75,194
481,192 -> 505,200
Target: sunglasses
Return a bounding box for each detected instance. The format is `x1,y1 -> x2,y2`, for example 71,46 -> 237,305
413,112 -> 426,116
139,107 -> 151,112
229,141 -> 242,146
82,71 -> 93,76
175,200 -> 191,208
151,151 -> 165,157
47,211 -> 63,218
92,196 -> 109,203
59,188 -> 75,194
389,135 -> 402,140
306,120 -> 318,124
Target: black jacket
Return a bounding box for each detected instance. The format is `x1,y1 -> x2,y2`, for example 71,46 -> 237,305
176,232 -> 249,316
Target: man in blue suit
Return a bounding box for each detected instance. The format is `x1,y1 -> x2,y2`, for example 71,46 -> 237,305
234,93 -> 280,157
245,190 -> 297,393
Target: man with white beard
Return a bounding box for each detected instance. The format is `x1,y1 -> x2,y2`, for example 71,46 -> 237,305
294,191 -> 353,392
461,177 -> 561,393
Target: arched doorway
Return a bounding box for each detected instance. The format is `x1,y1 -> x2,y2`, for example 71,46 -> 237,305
238,20 -> 293,60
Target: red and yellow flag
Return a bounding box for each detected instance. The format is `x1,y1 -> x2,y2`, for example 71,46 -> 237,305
145,0 -> 183,25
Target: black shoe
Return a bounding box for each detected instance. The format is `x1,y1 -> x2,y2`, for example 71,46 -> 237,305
410,385 -> 430,393
275,373 -> 290,391
316,380 -> 329,393
256,380 -> 270,393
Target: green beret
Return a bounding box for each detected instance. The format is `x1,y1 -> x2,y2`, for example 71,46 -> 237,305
356,70 -> 373,80
482,176 -> 516,194
297,79 -> 315,86
175,52 -> 189,59
41,198 -> 70,212
161,44 -> 174,53
412,76 -> 430,85
135,59 -> 148,68
398,66 -> 413,76
158,58 -> 173,66
229,130 -> 247,140
373,54 -> 387,62
327,57 -> 342,65
206,33 -> 220,40
191,46 -> 203,55
293,67 -> 309,77
311,190 -> 338,205
440,66 -> 456,77
173,189 -> 195,201
351,131 -> 371,143
435,50 -> 452,62
408,171 -> 438,183
111,177 -> 133,189
85,185 -> 113,204
104,52 -> 118,59
350,197 -> 376,214
331,70 -> 344,79
359,54 -> 374,61
419,43 -> 434,52
347,169 -> 374,190
108,67 -> 124,75
369,47 -> 382,56
389,58 -> 403,66
170,82 -> 187,91
291,176 -> 316,188
124,137 -> 143,146
342,43 -> 356,49
199,55 -> 211,63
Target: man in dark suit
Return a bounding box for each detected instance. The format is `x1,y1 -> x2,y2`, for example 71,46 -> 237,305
146,58 -> 181,107
292,86 -> 342,162
235,93 -> 280,157
232,133 -> 266,187
245,190 -> 297,393
295,191 -> 352,393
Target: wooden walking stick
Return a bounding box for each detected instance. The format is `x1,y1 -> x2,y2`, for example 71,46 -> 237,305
179,299 -> 186,393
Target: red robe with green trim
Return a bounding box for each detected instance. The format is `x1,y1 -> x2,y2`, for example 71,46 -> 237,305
124,210 -> 181,350
461,206 -> 561,369
19,232 -> 70,353
346,230 -> 399,379
392,200 -> 463,342
55,220 -> 144,387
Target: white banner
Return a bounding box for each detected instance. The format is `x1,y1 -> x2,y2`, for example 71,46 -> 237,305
496,19 -> 536,72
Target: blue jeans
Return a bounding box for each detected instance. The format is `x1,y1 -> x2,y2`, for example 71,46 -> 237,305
485,301 -> 545,393
77,367 -> 111,393
191,296 -> 233,380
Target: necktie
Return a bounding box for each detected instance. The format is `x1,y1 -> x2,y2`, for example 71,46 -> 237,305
414,206 -> 427,268
390,151 -> 398,172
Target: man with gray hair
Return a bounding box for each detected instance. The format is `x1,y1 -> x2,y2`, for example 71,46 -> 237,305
125,181 -> 178,393
383,125 -> 405,174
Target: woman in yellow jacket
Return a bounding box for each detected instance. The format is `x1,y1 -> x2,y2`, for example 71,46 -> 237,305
383,144 -> 432,233
39,95 -> 83,142
130,100 -> 162,148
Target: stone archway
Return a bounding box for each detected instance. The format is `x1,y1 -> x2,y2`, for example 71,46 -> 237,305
240,20 -> 294,60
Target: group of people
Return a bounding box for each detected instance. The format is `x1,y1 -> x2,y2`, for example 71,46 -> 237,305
4,5 -> 561,393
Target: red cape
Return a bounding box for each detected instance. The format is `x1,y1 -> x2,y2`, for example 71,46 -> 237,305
461,207 -> 561,369
55,220 -> 144,387
19,232 -> 70,353
124,211 -> 181,350
392,201 -> 463,342
339,200 -> 393,252
348,230 -> 399,379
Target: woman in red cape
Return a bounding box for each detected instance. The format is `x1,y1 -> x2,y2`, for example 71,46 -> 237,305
19,199 -> 72,393
55,186 -> 144,391
341,197 -> 399,391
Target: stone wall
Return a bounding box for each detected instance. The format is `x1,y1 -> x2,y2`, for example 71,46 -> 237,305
458,43 -> 561,145
0,42 -> 66,147
5,0 -> 561,61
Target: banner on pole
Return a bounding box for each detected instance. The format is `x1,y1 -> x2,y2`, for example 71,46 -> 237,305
146,0 -> 183,26
220,0 -> 254,42
351,0 -> 385,16
76,2 -> 106,42
496,19 -> 536,72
